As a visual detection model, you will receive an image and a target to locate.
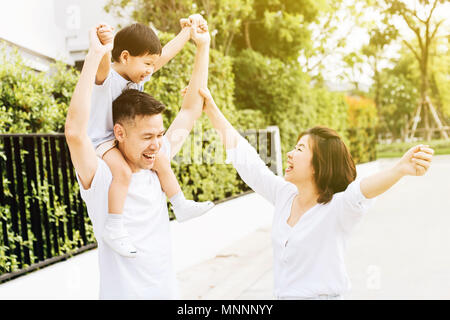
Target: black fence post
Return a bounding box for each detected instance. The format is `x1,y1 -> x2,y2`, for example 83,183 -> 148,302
2,137 -> 22,269
36,138 -> 52,260
0,156 -> 11,267
12,137 -> 31,266
24,137 -> 44,262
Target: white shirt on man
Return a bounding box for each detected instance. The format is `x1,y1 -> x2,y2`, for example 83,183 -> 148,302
87,67 -> 149,149
77,137 -> 178,299
226,137 -> 376,299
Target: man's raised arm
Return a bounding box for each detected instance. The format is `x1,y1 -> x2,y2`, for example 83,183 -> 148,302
165,18 -> 210,159
65,26 -> 112,189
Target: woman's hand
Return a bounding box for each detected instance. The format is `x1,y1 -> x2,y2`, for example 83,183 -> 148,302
396,145 -> 434,176
198,88 -> 216,112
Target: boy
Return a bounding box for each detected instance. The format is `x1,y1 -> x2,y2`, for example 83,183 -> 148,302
89,16 -> 213,258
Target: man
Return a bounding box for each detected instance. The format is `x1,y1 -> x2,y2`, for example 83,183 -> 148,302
64,19 -> 210,299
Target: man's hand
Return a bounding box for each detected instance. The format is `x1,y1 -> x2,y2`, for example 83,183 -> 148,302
181,87 -> 215,112
90,24 -> 113,55
395,145 -> 434,177
198,88 -> 216,112
97,23 -> 114,46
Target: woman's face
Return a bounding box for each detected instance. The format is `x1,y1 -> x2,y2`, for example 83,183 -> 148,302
284,134 -> 315,184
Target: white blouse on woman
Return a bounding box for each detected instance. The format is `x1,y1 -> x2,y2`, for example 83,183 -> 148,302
226,137 -> 376,299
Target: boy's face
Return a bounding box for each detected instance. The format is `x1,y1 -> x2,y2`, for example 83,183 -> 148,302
122,52 -> 160,84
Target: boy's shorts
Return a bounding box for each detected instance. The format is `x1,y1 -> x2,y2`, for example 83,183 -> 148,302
95,139 -> 117,159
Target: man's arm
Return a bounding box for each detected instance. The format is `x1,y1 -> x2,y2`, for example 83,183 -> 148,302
65,26 -> 113,189
360,145 -> 434,199
165,22 -> 210,159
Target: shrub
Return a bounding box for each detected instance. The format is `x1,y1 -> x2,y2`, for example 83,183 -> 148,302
0,42 -> 79,133
346,95 -> 378,163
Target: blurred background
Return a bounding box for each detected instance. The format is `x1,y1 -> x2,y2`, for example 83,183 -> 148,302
0,0 -> 449,298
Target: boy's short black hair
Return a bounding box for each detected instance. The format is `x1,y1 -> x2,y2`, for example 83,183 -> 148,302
112,23 -> 162,62
113,89 -> 166,125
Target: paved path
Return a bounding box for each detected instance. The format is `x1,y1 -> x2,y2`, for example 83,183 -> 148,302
179,155 -> 450,299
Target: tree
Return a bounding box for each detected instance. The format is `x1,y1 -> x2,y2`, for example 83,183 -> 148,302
105,0 -> 323,60
361,24 -> 399,110
375,49 -> 420,140
380,0 -> 449,140
104,0 -> 194,32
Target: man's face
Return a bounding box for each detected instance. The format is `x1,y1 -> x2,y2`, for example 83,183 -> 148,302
115,114 -> 165,172
125,53 -> 160,84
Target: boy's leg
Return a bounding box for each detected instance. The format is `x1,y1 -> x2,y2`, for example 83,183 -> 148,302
101,145 -> 137,257
153,152 -> 214,222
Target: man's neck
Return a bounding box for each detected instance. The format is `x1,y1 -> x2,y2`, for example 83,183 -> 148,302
116,144 -> 140,173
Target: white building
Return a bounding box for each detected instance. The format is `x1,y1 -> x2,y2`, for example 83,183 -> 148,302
0,0 -> 128,71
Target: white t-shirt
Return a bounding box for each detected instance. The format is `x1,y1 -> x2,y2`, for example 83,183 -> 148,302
77,137 -> 178,300
87,67 -> 150,149
226,137 -> 376,299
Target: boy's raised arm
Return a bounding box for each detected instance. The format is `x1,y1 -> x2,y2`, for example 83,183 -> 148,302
153,27 -> 190,73
65,26 -> 112,189
153,15 -> 207,73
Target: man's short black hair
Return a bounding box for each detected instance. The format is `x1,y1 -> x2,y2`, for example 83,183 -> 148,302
112,23 -> 162,62
112,89 -> 165,125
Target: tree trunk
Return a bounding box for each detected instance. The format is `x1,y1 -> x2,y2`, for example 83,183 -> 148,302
244,21 -> 252,50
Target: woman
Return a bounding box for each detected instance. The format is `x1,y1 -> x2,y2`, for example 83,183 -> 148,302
198,88 -> 434,300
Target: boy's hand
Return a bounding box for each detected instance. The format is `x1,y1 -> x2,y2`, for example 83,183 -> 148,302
97,23 -> 115,45
396,145 -> 434,176
180,18 -> 191,29
89,24 -> 113,55
189,14 -> 208,32
180,14 -> 208,34
190,21 -> 210,47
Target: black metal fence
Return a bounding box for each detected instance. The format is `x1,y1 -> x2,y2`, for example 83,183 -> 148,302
0,134 -> 94,283
0,128 -> 282,283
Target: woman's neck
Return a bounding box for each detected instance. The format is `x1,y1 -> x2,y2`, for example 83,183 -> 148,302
294,180 -> 320,208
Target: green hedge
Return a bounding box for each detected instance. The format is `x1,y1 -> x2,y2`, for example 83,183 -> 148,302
0,43 -> 78,133
377,139 -> 450,158
233,49 -> 350,165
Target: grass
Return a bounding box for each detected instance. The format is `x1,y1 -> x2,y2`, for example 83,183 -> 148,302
377,139 -> 450,159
